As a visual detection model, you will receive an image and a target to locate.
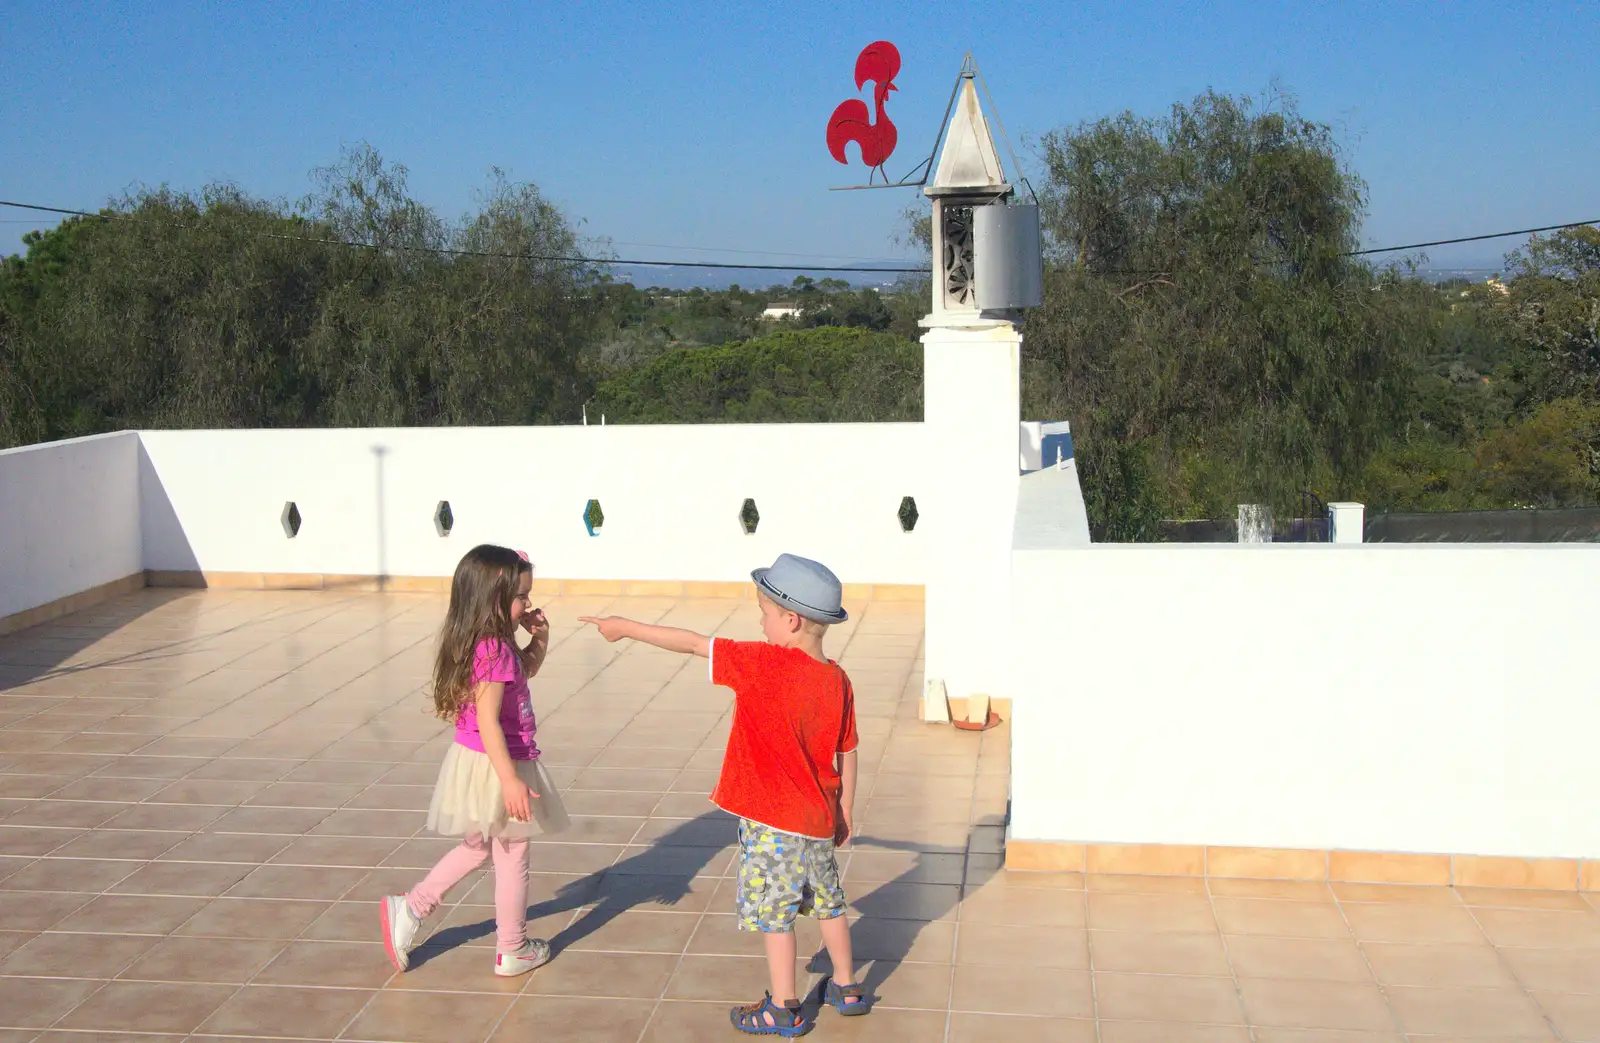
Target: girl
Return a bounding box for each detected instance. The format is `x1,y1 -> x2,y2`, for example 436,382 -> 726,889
380,544 -> 570,976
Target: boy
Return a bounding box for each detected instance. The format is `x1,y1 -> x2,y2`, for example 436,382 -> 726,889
580,553 -> 867,1036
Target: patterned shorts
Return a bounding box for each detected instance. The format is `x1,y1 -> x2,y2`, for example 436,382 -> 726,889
735,818 -> 847,933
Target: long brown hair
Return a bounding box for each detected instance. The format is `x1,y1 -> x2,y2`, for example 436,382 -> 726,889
431,544 -> 533,721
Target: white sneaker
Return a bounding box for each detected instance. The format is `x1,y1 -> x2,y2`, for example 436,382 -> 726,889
380,895 -> 421,971
494,938 -> 552,977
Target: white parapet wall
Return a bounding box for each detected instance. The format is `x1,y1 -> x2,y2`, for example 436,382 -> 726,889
1008,544 -> 1600,861
0,432 -> 143,622
138,424 -> 929,584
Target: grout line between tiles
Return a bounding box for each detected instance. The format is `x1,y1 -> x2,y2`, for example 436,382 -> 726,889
1204,872 -> 1257,1042
1458,896 -> 1570,1042
1327,875 -> 1417,1041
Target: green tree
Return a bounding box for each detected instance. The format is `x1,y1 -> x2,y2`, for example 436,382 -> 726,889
592,327 -> 920,424
1022,89 -> 1428,535
1495,226 -> 1600,405
0,145 -> 603,447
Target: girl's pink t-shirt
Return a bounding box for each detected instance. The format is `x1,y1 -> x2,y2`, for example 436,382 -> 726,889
453,638 -> 540,760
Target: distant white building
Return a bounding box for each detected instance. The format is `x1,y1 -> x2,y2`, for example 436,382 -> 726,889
761,301 -> 802,320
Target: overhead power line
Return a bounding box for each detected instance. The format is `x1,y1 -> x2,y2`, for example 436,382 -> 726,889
1348,220 -> 1600,256
1,198 -> 1595,273
0,200 -> 926,274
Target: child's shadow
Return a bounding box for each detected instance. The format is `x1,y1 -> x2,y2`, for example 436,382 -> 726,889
411,811 -> 734,964
802,829 -> 998,1010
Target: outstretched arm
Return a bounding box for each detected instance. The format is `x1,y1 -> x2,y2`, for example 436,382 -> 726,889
579,616 -> 711,658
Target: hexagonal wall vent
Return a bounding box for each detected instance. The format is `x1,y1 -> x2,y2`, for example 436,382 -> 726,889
281,501 -> 302,538
583,499 -> 605,537
739,498 -> 760,535
898,496 -> 919,533
434,500 -> 454,537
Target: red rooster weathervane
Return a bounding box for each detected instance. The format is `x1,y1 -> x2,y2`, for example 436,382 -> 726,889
827,41 -> 900,183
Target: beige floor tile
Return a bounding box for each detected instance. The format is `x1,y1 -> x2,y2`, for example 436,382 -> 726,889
199,983 -> 377,1038
1208,879 -> 1335,902
950,1013 -> 1097,1042
629,815 -> 734,847
345,783 -> 433,811
1362,941 -> 1517,988
56,979 -> 237,1033
310,808 -> 425,837
1332,883 -> 1461,905
0,976 -> 106,1028
0,930 -> 34,960
267,835 -> 403,867
1250,1032 -> 1403,1043
174,896 -> 331,939
1088,873 -> 1211,895
951,963 -> 1092,1017
1456,886 -> 1595,911
343,988 -> 515,1041
0,929 -> 157,978
225,863 -> 364,900
53,892 -> 207,935
609,842 -> 733,878
1213,897 -> 1351,939
207,805 -> 333,834
663,953 -> 799,1002
852,881 -> 964,922
6,799 -> 131,828
1094,971 -> 1244,1024
250,939 -> 396,988
950,923 -> 1089,968
1238,978 -> 1396,1031
0,855 -> 139,892
1501,945 -> 1600,993
1226,935 -> 1374,982
844,849 -> 967,886
1473,907 -> 1600,948
633,1000 -> 747,1042
1534,990 -> 1600,1041
556,908 -> 700,954
101,802 -> 225,831
155,831 -> 295,864
489,995 -> 657,1042
0,888 -> 92,931
1100,1023 -> 1253,1043
847,916 -> 957,964
1088,891 -> 1218,933
1341,901 -> 1487,944
1387,985 -> 1554,1037
527,950 -> 680,999
1093,929 -> 1231,975
959,883 -> 1085,927
50,830 -> 187,863
118,935 -> 284,982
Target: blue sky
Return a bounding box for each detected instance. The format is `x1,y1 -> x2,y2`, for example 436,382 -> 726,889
2,0 -> 1596,272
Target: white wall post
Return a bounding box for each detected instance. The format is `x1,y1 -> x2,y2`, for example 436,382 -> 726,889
921,324 -> 1021,720
1328,502 -> 1366,544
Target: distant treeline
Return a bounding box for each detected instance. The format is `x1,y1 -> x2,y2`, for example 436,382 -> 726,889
3,90 -> 1597,539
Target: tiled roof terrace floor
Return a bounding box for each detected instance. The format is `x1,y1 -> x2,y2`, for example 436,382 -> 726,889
0,589 -> 1596,1041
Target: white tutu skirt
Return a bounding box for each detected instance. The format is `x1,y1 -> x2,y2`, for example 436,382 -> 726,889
426,744 -> 570,839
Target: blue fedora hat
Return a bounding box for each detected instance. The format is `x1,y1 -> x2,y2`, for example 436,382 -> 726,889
751,553 -> 848,624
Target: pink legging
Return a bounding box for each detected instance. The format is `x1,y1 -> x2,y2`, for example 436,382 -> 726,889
407,833 -> 530,952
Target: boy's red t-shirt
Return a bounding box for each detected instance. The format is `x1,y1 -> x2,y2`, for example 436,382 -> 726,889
708,638 -> 859,840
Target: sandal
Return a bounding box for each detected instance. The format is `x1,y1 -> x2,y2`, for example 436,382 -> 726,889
729,992 -> 813,1037
824,978 -> 869,1016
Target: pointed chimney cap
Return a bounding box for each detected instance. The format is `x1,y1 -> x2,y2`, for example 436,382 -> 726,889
927,74 -> 1010,198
